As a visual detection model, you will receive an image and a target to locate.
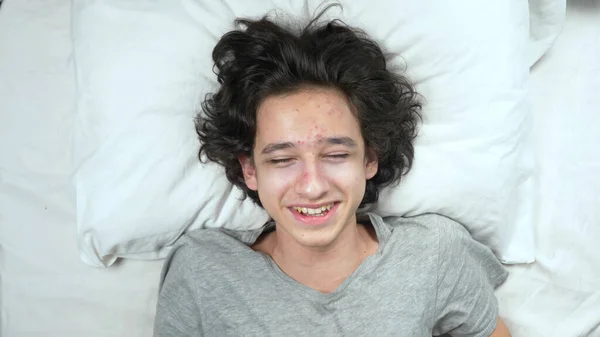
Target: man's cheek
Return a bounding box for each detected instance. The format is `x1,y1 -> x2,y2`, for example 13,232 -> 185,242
260,166 -> 299,191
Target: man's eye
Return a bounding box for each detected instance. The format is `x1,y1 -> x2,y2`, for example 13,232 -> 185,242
326,154 -> 349,159
269,158 -> 292,165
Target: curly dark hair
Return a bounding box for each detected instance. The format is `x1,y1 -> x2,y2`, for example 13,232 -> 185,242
196,7 -> 421,208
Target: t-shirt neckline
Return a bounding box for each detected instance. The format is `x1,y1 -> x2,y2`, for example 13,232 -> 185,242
254,213 -> 392,302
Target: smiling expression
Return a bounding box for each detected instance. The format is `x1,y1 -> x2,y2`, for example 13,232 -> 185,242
239,87 -> 378,249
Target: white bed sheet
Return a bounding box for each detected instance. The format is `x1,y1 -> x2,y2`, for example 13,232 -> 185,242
497,2 -> 600,336
0,0 -> 599,336
0,1 -> 161,337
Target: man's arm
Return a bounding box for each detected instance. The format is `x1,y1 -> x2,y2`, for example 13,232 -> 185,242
154,245 -> 203,337
489,317 -> 511,337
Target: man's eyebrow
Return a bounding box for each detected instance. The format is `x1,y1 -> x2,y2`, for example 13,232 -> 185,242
320,136 -> 357,148
261,142 -> 295,155
260,137 -> 357,155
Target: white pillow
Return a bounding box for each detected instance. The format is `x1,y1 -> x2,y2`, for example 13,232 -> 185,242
528,0 -> 567,67
72,0 -> 536,267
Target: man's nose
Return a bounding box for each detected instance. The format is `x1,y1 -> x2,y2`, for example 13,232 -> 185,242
294,161 -> 329,200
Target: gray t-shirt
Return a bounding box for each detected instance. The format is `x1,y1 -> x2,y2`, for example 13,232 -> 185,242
153,213 -> 508,337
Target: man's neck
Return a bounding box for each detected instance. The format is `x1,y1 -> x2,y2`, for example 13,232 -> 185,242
265,220 -> 378,294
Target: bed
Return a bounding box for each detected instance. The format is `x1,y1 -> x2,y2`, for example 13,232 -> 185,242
0,0 -> 599,336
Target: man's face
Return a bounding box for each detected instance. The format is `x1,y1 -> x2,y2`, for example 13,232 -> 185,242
239,87 -> 378,249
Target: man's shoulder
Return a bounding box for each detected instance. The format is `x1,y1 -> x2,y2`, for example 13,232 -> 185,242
179,227 -> 245,250
164,228 -> 257,277
382,213 -> 468,239
377,213 -> 473,259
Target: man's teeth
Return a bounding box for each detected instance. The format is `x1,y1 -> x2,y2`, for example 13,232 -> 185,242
294,203 -> 334,215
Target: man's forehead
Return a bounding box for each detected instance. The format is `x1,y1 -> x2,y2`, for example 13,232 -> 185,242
259,136 -> 359,155
255,118 -> 355,141
256,89 -> 352,123
254,89 -> 363,153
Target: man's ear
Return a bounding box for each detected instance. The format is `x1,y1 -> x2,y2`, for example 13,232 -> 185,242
238,155 -> 258,191
365,148 -> 378,180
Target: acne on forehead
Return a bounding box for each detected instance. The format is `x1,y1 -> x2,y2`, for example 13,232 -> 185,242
307,124 -> 327,141
255,88 -> 363,148
259,88 -> 348,117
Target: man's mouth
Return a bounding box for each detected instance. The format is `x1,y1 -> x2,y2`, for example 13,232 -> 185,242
292,202 -> 335,217
289,202 -> 339,227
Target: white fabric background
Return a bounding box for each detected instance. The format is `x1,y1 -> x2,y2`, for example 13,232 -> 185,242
1,0 -> 599,336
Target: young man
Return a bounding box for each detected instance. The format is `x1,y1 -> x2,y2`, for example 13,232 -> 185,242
154,11 -> 511,337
